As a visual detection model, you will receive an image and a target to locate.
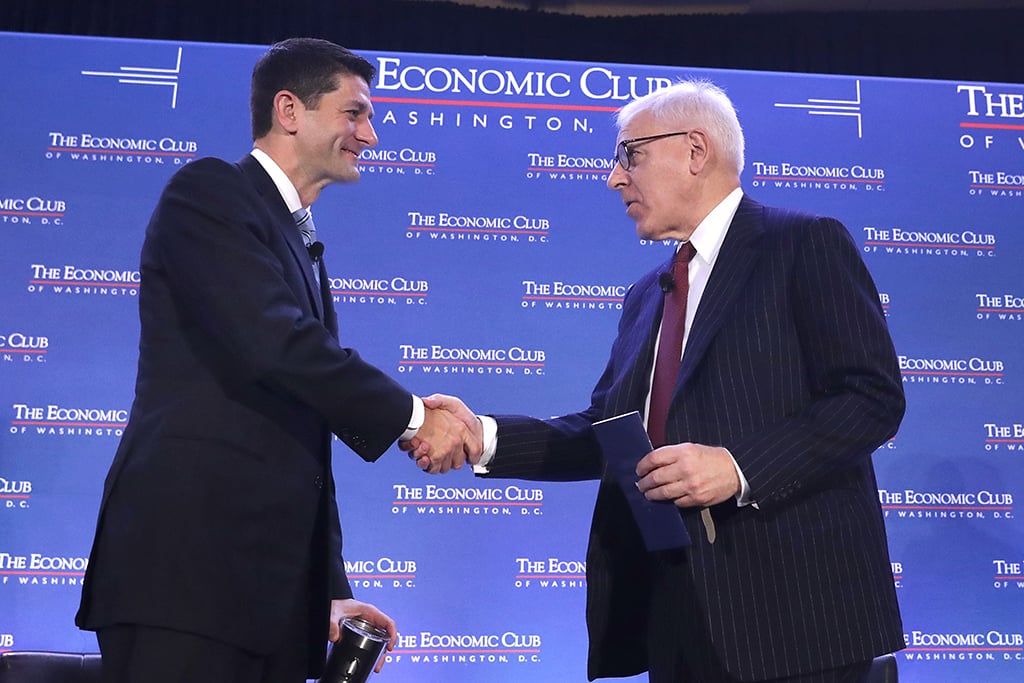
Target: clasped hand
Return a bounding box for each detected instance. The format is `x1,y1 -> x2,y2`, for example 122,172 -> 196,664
399,394 -> 483,473
635,442 -> 740,508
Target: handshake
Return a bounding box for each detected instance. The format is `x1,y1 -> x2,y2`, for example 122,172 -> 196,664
400,394 -> 484,474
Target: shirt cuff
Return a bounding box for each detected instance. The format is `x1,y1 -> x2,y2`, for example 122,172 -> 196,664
472,415 -> 498,473
400,395 -> 425,442
727,447 -> 756,508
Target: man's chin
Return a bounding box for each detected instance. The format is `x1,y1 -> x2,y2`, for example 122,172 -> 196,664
333,168 -> 360,184
635,224 -> 660,241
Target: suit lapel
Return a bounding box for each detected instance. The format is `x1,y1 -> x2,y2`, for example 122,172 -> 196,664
308,256 -> 325,321
677,196 -> 764,391
602,269 -> 667,418
318,257 -> 338,337
237,155 -> 325,320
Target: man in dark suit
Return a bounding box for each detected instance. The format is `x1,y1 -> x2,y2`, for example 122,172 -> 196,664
76,38 -> 477,683
414,80 -> 905,682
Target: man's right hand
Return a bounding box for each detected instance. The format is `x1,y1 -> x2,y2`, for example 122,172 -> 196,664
400,394 -> 483,473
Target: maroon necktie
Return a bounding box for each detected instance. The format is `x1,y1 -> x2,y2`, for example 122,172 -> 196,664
647,242 -> 697,448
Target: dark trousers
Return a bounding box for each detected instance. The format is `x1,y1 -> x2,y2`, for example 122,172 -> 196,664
97,624 -> 305,683
97,583 -> 311,683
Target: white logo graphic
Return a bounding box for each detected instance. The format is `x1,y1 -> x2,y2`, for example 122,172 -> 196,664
993,559 -> 1024,589
82,47 -> 183,108
774,80 -> 863,138
879,488 -> 1014,520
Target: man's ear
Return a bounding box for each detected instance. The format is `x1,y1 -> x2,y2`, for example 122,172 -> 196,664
272,90 -> 302,134
687,130 -> 710,175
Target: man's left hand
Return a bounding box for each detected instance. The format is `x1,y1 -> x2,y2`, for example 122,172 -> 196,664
636,443 -> 740,508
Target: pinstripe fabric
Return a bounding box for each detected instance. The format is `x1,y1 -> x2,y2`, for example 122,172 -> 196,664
482,197 -> 905,681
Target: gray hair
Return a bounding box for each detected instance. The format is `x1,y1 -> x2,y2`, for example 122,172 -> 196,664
616,79 -> 745,174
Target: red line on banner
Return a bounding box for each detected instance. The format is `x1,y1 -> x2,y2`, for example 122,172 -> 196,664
399,361 -> 543,367
358,160 -> 435,167
406,227 -> 548,236
373,96 -> 618,112
333,291 -> 425,297
753,176 -> 885,184
29,280 -> 138,288
392,501 -> 541,506
909,651 -> 1019,655
47,146 -> 195,157
12,421 -> 126,428
516,575 -> 586,580
960,122 -> 1024,131
527,167 -> 608,174
0,211 -> 65,217
348,575 -> 416,580
901,371 -> 1002,377
523,296 -> 622,302
864,242 -> 993,249
393,649 -> 541,654
883,505 -> 1012,511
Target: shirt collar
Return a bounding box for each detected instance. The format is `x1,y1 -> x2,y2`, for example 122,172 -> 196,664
686,187 -> 743,267
250,148 -> 303,214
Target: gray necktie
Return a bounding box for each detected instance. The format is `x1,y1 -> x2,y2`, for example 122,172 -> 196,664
292,207 -> 320,286
292,206 -> 317,248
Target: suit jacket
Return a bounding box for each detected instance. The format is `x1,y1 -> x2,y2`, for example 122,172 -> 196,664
76,156 -> 412,668
482,196 -> 906,681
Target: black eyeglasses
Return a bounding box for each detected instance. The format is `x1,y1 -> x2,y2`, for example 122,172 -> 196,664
614,130 -> 690,171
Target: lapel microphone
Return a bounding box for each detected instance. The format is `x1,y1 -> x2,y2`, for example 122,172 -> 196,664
307,241 -> 325,260
658,272 -> 675,293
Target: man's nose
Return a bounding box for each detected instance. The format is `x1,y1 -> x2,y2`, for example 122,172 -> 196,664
359,119 -> 379,148
607,162 -> 628,190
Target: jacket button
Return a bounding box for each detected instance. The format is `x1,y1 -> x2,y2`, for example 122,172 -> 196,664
314,475 -> 324,489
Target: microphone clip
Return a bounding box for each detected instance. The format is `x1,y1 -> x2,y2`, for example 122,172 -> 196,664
658,272 -> 674,293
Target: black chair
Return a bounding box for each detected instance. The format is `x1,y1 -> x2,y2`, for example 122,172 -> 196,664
864,653 -> 898,683
0,651 -> 102,683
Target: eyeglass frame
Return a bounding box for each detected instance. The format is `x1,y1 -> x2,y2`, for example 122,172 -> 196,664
614,130 -> 691,171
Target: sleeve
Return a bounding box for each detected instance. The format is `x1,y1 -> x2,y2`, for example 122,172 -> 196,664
727,216 -> 905,509
480,275 -> 659,482
148,158 -> 413,459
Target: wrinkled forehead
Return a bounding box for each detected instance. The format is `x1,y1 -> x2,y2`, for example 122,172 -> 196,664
615,109 -> 662,143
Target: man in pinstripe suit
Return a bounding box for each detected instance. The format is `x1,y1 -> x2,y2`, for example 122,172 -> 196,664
412,79 -> 905,682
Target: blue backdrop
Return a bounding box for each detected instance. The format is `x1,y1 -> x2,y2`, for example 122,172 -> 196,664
1,31 -> 1022,682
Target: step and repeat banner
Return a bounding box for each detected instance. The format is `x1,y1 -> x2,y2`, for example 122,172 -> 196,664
1,31 -> 1022,682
